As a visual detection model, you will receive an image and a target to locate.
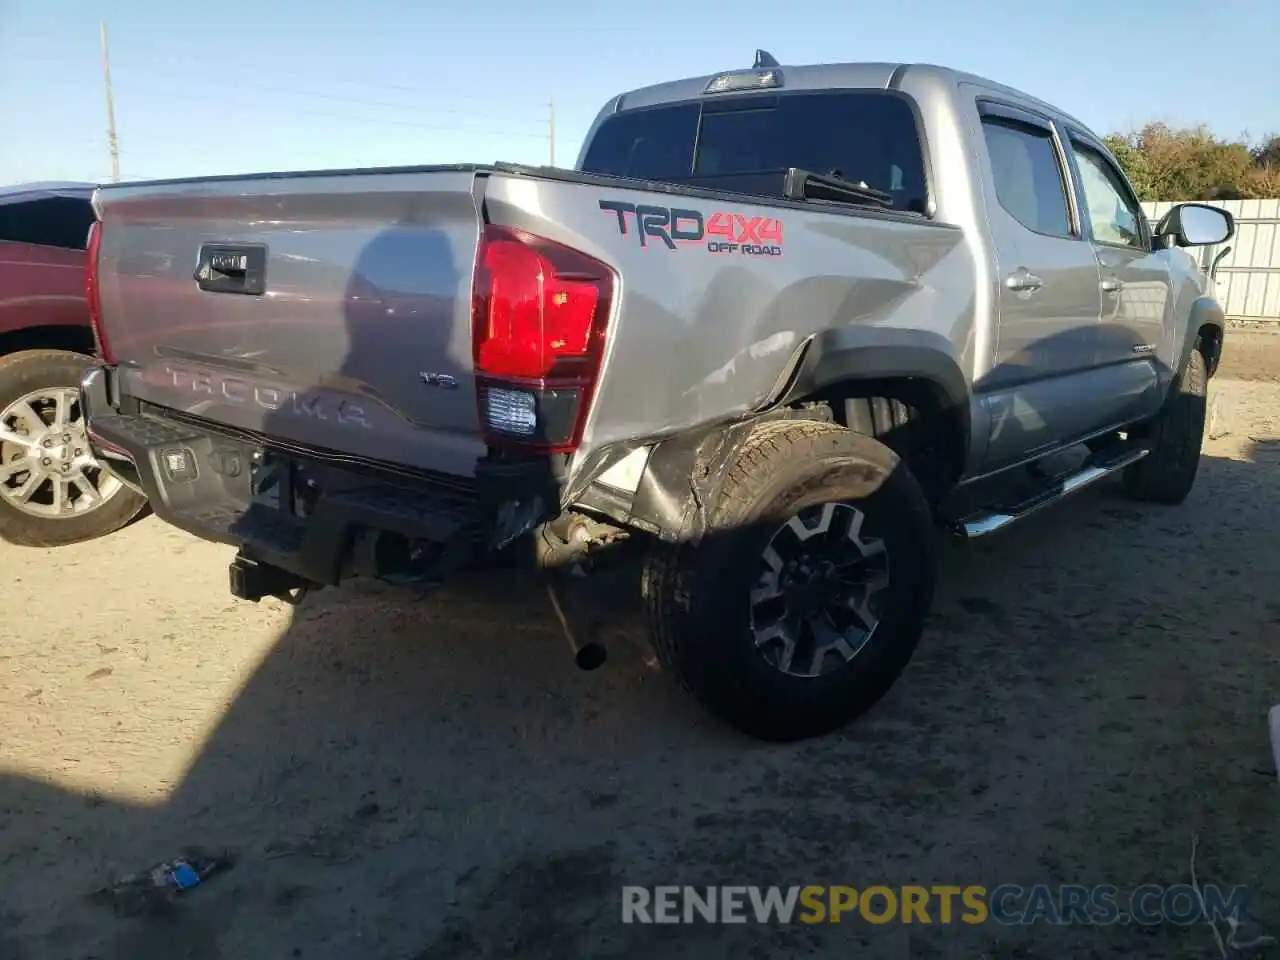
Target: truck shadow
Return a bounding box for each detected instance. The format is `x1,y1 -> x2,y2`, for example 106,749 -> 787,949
5,438 -> 1279,960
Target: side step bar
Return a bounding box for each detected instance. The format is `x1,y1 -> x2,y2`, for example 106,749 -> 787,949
955,447 -> 1149,539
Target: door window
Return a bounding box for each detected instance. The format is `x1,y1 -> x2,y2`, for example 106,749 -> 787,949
980,117 -> 1072,238
1071,144 -> 1145,249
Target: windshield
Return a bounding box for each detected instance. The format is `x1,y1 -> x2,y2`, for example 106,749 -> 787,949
580,90 -> 928,214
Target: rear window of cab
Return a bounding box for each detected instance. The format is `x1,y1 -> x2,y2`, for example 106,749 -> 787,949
580,90 -> 928,214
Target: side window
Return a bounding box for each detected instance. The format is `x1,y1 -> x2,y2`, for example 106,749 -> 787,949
980,117 -> 1072,238
1071,143 -> 1145,248
0,197 -> 95,250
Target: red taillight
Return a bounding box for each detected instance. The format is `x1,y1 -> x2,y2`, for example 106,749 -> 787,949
85,220 -> 114,363
471,225 -> 614,452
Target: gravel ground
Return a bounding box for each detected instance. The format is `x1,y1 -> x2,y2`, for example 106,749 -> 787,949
2,329 -> 1279,960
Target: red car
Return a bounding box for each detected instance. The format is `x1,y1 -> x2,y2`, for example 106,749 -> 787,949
0,182 -> 145,545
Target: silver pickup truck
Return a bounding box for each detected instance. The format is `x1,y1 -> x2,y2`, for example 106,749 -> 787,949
81,53 -> 1233,741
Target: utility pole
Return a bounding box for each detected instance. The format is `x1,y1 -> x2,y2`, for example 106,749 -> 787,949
548,98 -> 556,167
99,20 -> 120,182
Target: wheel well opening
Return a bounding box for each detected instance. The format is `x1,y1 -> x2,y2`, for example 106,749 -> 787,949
802,378 -> 965,504
1197,323 -> 1223,377
0,324 -> 97,360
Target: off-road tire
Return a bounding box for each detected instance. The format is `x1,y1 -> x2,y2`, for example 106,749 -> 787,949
1122,346 -> 1208,505
641,419 -> 936,742
0,350 -> 148,547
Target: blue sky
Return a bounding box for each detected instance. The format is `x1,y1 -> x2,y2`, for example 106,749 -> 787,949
1,0 -> 1275,186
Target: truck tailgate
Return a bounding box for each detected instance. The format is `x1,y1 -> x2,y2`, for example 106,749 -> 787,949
93,169 -> 483,476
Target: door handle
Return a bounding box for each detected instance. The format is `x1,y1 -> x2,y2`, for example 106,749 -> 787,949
195,243 -> 267,296
1100,277 -> 1125,294
1005,270 -> 1043,294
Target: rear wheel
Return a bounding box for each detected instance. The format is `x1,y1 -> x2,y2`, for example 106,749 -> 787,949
0,349 -> 147,547
1122,346 -> 1208,505
641,420 -> 936,742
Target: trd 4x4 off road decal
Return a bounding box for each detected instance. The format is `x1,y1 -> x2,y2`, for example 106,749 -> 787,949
598,199 -> 784,257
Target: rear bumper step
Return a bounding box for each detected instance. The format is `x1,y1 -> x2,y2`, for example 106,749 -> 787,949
80,365 -> 560,594
955,446 -> 1149,539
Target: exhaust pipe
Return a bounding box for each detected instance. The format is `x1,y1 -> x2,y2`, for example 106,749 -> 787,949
545,578 -> 607,671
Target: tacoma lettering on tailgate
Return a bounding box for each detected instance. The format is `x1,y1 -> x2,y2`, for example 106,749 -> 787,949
155,365 -> 371,429
599,199 -> 784,257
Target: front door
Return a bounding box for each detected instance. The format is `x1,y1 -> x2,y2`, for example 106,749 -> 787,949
974,102 -> 1104,470
1067,136 -> 1174,375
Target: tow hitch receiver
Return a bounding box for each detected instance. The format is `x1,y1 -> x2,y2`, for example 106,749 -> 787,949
229,554 -> 313,604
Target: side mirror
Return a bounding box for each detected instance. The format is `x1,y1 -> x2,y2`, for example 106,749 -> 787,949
1154,203 -> 1235,248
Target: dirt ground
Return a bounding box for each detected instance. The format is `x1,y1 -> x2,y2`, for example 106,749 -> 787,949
2,329 -> 1280,960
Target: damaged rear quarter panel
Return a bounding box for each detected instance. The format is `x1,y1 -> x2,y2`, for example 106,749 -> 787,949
482,174 -> 977,485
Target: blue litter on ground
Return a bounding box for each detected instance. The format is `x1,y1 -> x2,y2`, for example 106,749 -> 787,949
170,862 -> 201,890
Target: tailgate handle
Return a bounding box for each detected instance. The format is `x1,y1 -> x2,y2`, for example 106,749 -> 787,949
195,243 -> 267,296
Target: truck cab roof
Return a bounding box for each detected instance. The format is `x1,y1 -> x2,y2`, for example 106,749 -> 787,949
595,59 -> 1094,144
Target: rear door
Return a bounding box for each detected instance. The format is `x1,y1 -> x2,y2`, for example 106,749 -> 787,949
1063,132 -> 1173,373
974,100 -> 1103,468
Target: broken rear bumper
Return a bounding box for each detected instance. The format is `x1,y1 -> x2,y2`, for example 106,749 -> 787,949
80,365 -> 561,597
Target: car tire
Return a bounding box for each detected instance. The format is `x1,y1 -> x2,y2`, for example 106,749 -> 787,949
1122,345 -> 1208,506
0,349 -> 148,547
641,419 -> 937,742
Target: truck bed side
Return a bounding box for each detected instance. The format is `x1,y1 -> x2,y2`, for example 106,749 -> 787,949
479,171 -> 974,468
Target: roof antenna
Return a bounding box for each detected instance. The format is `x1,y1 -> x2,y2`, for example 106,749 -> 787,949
754,49 -> 780,69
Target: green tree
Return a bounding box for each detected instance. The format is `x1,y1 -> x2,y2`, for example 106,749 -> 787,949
1104,123 -> 1275,201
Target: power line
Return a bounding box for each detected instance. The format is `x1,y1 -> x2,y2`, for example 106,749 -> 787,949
225,103 -> 551,139
140,56 -> 552,111
82,73 -> 553,141
125,65 -> 551,127
104,90 -> 551,140
26,75 -> 553,143
28,32 -> 564,181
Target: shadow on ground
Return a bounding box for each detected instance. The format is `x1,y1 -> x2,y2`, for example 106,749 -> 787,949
3,441 -> 1279,960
